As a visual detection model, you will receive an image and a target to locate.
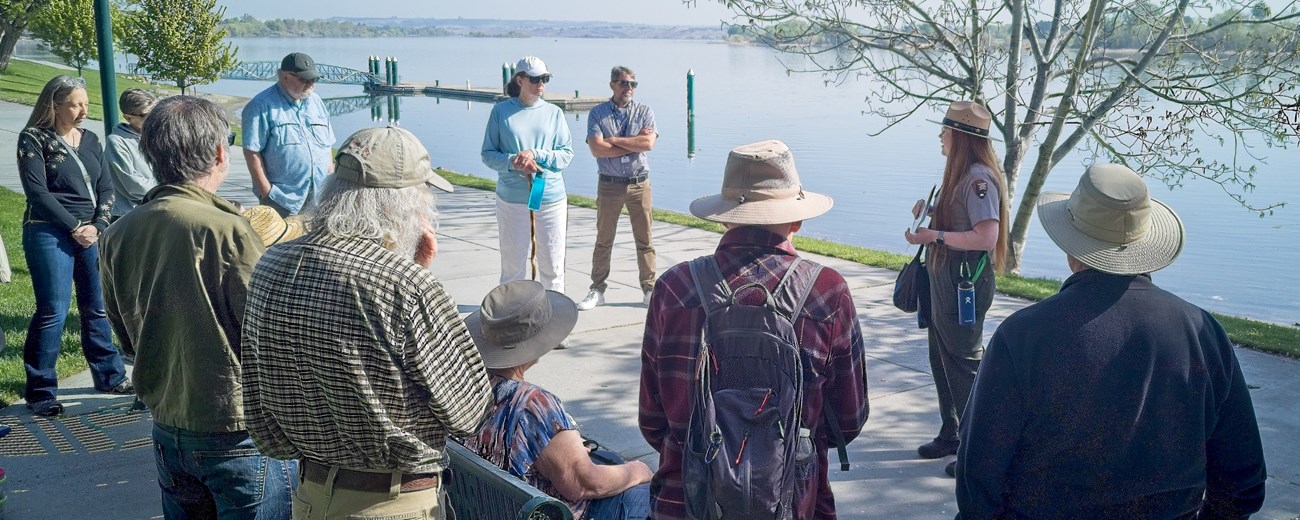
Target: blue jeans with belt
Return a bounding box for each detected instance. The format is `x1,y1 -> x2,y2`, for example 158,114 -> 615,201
22,222 -> 126,403
152,423 -> 295,519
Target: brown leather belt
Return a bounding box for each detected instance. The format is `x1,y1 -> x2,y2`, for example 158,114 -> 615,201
301,459 -> 440,493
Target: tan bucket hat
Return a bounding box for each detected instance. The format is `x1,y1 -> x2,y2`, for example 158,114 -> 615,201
929,100 -> 1000,141
334,126 -> 454,193
1038,163 -> 1185,275
464,280 -> 578,370
688,140 -> 833,225
242,205 -> 307,247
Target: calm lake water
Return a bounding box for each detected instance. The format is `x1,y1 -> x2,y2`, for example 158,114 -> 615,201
159,37 -> 1300,324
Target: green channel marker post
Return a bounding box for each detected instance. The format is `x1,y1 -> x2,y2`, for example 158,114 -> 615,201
502,63 -> 510,94
94,0 -> 119,135
687,69 -> 695,159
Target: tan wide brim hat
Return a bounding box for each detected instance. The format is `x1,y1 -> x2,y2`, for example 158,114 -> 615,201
243,205 -> 306,247
689,140 -> 833,225
1038,163 -> 1185,275
464,280 -> 578,370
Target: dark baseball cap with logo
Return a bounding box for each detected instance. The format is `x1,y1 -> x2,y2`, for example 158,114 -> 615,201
280,52 -> 321,81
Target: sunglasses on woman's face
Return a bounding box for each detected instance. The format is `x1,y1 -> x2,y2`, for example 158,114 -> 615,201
527,75 -> 552,85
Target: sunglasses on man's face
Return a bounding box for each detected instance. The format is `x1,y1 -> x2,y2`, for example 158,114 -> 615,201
527,75 -> 552,85
615,79 -> 639,89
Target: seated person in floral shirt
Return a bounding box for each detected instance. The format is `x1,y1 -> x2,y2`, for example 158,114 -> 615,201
463,280 -> 653,520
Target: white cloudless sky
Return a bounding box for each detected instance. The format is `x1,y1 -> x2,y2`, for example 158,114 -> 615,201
215,0 -> 737,26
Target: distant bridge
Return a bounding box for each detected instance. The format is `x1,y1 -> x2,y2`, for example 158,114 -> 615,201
221,61 -> 382,87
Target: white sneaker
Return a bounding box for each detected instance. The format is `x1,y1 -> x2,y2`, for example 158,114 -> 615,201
643,289 -> 653,306
577,289 -> 605,311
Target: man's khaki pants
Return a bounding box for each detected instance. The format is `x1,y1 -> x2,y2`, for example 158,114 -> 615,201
293,465 -> 447,520
591,178 -> 656,292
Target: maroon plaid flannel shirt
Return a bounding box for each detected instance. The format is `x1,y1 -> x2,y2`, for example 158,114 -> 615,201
639,226 -> 869,520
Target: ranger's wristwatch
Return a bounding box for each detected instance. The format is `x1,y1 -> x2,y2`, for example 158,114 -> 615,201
936,231 -> 946,247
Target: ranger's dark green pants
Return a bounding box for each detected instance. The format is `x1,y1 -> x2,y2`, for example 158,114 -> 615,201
926,248 -> 995,442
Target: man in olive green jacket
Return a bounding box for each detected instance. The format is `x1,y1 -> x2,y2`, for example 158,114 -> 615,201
99,96 -> 292,519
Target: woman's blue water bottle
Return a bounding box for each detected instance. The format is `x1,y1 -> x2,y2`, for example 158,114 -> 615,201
957,279 -> 976,326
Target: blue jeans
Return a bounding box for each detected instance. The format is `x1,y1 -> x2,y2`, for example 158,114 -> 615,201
22,222 -> 126,403
152,423 -> 295,520
584,483 -> 650,520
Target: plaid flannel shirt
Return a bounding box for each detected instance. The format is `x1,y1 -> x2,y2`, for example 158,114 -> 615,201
639,226 -> 869,520
242,230 -> 492,473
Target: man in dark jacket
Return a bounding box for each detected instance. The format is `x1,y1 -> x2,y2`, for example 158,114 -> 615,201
955,164 -> 1266,519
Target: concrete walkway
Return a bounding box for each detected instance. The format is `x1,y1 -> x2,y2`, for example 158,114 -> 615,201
1,99 -> 1297,519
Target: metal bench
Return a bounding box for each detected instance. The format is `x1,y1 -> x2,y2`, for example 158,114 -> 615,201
445,441 -> 574,520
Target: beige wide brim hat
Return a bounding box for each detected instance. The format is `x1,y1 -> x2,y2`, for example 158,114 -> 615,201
243,205 -> 307,247
689,139 -> 833,225
464,280 -> 579,370
1038,163 -> 1185,275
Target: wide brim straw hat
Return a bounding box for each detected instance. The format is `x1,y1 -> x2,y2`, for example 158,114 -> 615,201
465,280 -> 578,369
243,205 -> 306,247
689,139 -> 833,225
1038,163 -> 1185,275
928,100 -> 1001,142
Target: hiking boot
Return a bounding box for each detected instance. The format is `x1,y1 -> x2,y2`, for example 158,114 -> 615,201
643,289 -> 653,306
917,438 -> 959,459
944,460 -> 957,478
577,290 -> 605,311
100,380 -> 135,395
27,399 -> 64,417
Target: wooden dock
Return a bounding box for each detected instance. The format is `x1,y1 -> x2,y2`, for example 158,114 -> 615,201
366,82 -> 604,111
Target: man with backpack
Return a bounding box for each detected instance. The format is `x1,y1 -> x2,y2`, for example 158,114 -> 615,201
639,140 -> 869,520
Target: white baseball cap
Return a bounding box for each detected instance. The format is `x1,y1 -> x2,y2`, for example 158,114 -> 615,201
516,56 -> 551,77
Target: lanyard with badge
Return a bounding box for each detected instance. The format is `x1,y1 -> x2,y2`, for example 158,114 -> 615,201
614,105 -> 633,165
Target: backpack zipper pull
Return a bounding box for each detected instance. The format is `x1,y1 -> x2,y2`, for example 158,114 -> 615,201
734,431 -> 750,465
754,389 -> 773,416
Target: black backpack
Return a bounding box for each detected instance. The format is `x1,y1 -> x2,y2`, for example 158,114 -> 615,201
681,256 -> 827,520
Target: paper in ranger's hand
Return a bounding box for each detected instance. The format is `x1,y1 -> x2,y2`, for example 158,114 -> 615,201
911,184 -> 939,234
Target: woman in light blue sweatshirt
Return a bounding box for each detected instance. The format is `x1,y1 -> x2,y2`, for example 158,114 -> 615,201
481,56 -> 574,293
105,88 -> 158,219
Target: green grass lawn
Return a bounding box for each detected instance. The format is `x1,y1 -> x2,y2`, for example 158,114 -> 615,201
0,59 -> 177,123
1,188 -> 103,406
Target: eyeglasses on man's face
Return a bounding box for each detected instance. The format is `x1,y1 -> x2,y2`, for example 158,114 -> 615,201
527,75 -> 552,85
615,79 -> 638,89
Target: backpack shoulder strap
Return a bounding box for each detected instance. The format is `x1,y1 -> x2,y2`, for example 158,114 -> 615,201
688,254 -> 731,315
773,258 -> 853,472
771,257 -> 824,321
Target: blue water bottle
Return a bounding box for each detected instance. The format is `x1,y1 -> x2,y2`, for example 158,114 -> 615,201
957,279 -> 976,326
528,172 -> 546,211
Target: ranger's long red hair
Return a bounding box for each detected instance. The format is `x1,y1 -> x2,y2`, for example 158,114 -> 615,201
931,129 -> 1010,273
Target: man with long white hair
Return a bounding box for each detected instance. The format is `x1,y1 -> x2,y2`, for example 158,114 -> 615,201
242,126 -> 492,518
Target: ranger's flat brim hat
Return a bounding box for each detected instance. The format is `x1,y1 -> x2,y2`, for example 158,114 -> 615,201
928,100 -> 1001,141
689,139 -> 833,225
1038,163 -> 1184,275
